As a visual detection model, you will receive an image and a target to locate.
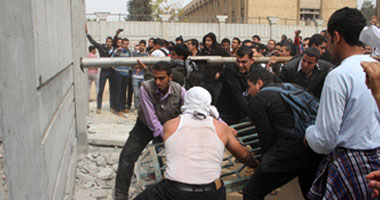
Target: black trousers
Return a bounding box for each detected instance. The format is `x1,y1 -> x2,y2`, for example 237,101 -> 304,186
97,70 -> 113,109
115,120 -> 154,200
111,73 -> 122,112
127,69 -> 134,109
242,164 -> 318,200
134,179 -> 226,200
120,73 -> 130,110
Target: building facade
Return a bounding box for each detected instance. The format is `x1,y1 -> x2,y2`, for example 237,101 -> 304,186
183,0 -> 356,25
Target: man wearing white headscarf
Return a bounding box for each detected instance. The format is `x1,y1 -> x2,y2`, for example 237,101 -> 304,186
134,87 -> 258,200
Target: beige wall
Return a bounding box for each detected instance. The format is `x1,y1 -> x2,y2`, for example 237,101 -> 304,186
321,0 -> 357,25
247,0 -> 298,24
183,0 -> 356,25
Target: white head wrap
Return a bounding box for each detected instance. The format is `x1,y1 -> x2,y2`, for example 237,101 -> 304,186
181,87 -> 220,120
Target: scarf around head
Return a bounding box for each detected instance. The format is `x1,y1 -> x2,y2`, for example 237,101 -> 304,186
181,87 -> 220,120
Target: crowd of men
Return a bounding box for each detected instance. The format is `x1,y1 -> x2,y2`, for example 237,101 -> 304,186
86,7 -> 380,200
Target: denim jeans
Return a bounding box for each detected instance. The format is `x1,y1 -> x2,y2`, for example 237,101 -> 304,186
115,120 -> 154,199
132,75 -> 144,109
97,70 -> 113,109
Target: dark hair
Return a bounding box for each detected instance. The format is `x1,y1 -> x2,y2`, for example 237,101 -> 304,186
139,40 -> 147,45
268,39 -> 276,44
309,34 -> 326,47
221,38 -> 231,45
237,46 -> 253,59
247,68 -> 274,84
188,39 -> 199,49
175,35 -> 184,43
252,35 -> 261,41
242,40 -> 253,46
281,42 -> 298,56
168,41 -> 175,47
122,38 -> 129,43
149,37 -> 155,41
88,45 -> 96,52
106,36 -> 113,41
170,44 -> 190,59
153,38 -> 165,47
152,61 -> 172,75
233,37 -> 241,44
327,7 -> 366,46
303,47 -> 321,59
250,45 -> 260,53
303,37 -> 311,41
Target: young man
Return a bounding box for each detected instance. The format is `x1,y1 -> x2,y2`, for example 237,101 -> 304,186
131,40 -> 149,109
85,26 -> 122,114
199,32 -> 230,104
185,39 -> 200,56
114,62 -> 186,200
151,38 -> 169,57
231,37 -> 241,57
305,7 -> 380,199
135,87 -> 257,200
265,39 -> 276,57
243,69 -> 321,200
221,38 -> 231,55
216,46 -> 264,125
278,48 -> 334,98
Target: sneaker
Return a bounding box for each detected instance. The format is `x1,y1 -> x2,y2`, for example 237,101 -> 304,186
122,108 -> 129,113
117,112 -> 128,118
110,108 -> 115,114
96,109 -> 101,114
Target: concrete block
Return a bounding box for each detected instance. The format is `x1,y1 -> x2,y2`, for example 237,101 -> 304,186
97,168 -> 113,180
77,171 -> 96,182
96,156 -> 107,167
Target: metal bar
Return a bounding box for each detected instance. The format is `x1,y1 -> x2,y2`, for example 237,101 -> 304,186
80,56 -> 293,70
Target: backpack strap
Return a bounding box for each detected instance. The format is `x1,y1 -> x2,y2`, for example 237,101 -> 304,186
159,48 -> 168,56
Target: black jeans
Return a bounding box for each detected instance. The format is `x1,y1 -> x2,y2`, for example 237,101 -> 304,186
97,70 -> 113,109
115,120 -> 154,200
111,73 -> 122,112
242,165 -> 318,200
134,179 -> 226,200
127,69 -> 134,109
120,73 -> 131,110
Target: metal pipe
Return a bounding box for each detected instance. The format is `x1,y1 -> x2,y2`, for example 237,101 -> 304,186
80,56 -> 293,70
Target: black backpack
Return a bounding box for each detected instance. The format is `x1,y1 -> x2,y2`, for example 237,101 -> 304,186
260,83 -> 319,141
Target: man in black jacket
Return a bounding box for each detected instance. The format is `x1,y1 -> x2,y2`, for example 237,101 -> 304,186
199,32 -> 230,104
243,69 -> 321,200
278,48 -> 333,98
216,46 -> 263,125
85,25 -> 122,114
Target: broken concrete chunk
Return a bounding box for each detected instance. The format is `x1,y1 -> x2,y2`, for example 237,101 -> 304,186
96,156 -> 106,167
97,168 -> 113,180
76,171 -> 96,182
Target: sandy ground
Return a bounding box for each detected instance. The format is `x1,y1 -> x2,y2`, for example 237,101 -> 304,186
73,81 -> 304,200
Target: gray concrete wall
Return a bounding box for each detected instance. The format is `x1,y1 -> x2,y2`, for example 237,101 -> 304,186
0,0 -> 87,199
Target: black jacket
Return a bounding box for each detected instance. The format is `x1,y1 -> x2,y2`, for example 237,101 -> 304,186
278,57 -> 334,98
248,83 -> 321,173
199,32 -> 230,81
216,63 -> 263,124
86,34 -> 115,72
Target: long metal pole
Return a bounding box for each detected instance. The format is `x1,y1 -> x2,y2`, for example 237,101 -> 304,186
80,56 -> 293,70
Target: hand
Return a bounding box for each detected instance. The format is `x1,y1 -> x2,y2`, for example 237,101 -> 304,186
371,15 -> 378,25
361,61 -> 380,112
295,30 -> 301,35
137,59 -> 147,69
116,28 -> 123,35
215,72 -> 220,80
303,137 -> 308,148
85,24 -> 88,34
366,170 -> 380,198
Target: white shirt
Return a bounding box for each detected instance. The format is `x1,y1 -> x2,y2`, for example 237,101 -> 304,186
305,55 -> 380,154
151,48 -> 169,57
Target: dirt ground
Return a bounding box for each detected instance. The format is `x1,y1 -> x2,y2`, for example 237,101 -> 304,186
74,81 -> 304,200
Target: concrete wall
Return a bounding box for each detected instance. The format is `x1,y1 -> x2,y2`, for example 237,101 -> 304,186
86,18 -> 322,47
0,0 -> 87,199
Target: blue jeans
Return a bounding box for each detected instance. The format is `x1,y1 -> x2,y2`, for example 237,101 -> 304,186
132,75 -> 144,109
